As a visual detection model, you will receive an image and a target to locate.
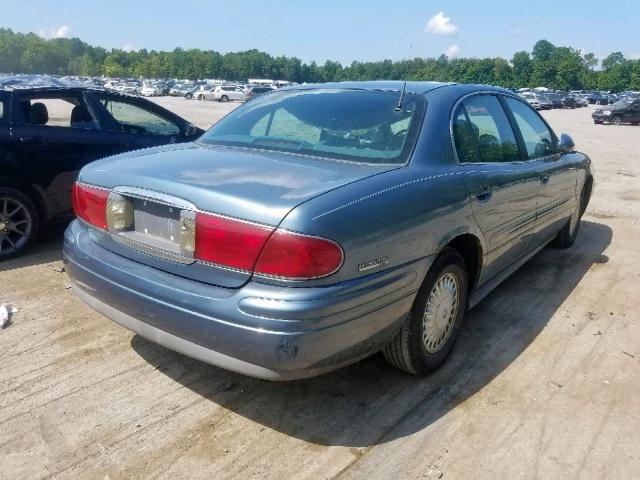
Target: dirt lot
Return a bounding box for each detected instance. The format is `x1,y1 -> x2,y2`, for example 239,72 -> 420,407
1,99 -> 639,479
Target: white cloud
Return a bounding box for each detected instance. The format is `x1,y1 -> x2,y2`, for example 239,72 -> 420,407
38,25 -> 72,39
122,43 -> 136,52
445,45 -> 460,58
510,27 -> 524,36
630,52 -> 640,60
425,12 -> 458,36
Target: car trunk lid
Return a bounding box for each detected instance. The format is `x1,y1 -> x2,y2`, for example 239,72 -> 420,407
78,142 -> 397,288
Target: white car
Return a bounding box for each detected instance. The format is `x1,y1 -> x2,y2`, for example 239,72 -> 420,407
210,85 -> 245,102
141,85 -> 162,97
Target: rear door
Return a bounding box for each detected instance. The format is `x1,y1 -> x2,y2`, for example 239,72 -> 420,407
453,93 -> 539,284
9,91 -> 119,217
503,96 -> 578,245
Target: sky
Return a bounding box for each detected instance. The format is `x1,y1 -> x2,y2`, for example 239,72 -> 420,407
3,0 -> 640,64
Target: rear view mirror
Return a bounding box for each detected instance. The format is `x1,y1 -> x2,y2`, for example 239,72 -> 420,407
558,133 -> 575,152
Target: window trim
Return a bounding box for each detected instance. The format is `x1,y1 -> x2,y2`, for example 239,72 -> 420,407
449,91 -> 527,166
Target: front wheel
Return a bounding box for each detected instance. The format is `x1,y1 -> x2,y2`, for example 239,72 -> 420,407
219,95 -> 229,103
611,115 -> 622,126
0,188 -> 39,260
383,248 -> 468,375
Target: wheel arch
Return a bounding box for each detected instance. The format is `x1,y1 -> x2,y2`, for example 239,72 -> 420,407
0,178 -> 49,223
443,233 -> 483,291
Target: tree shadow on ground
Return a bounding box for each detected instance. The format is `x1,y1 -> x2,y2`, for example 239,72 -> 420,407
132,220 -> 612,447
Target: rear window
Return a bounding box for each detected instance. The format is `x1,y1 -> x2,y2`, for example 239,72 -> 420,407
199,89 -> 425,164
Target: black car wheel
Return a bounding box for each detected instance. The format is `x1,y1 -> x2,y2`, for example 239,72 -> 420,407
383,248 -> 468,375
553,186 -> 587,249
185,93 -> 193,100
220,95 -> 229,103
0,188 -> 39,260
611,115 -> 622,126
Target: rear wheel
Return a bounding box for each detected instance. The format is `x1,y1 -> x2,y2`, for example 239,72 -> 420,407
0,188 -> 39,260
220,95 -> 229,103
185,93 -> 193,100
611,115 -> 622,126
383,249 -> 468,375
552,186 -> 586,249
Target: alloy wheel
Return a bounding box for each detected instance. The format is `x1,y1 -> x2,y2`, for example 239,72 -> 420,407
0,196 -> 32,257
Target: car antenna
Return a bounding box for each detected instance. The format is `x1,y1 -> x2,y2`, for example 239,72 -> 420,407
395,80 -> 407,112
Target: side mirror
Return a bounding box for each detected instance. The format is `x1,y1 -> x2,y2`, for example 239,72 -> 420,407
558,133 -> 575,153
185,123 -> 198,137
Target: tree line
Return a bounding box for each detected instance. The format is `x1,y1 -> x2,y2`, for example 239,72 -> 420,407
1,28 -> 639,92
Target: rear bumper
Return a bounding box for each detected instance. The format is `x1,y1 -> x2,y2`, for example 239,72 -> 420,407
63,220 -> 429,380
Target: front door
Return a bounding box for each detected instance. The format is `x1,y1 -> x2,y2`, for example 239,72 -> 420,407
452,93 -> 539,284
502,96 -> 579,244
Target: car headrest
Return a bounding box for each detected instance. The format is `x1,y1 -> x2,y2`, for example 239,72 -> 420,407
29,102 -> 49,125
71,105 -> 92,124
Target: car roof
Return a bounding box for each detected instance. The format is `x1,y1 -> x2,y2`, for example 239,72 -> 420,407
279,80 -> 511,97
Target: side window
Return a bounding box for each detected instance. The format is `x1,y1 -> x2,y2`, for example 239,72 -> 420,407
460,95 -> 520,163
452,105 -> 478,163
99,97 -> 180,136
19,97 -> 96,129
0,99 -> 5,123
504,97 -> 556,159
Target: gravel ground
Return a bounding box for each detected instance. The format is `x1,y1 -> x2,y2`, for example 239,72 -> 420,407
1,99 -> 639,479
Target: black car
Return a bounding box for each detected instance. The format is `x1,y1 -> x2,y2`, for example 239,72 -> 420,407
0,85 -> 203,258
592,97 -> 640,125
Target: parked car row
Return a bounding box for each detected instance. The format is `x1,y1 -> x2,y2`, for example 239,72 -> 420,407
518,90 -> 588,110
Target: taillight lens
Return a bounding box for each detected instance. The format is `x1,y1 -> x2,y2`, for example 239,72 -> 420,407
254,230 -> 344,279
72,183 -> 110,230
194,212 -> 343,279
194,212 -> 273,271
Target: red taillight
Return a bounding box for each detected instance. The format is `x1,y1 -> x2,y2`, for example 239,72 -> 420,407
194,212 -> 343,279
194,212 -> 273,271
72,182 -> 109,230
254,230 -> 344,279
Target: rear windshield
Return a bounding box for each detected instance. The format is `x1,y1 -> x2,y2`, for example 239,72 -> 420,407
198,89 -> 425,164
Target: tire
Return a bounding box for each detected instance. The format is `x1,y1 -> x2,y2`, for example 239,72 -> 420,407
383,248 -> 469,375
0,188 -> 40,260
611,116 -> 622,126
198,94 -> 204,101
552,186 -> 587,249
185,93 -> 193,100
220,95 -> 229,103
594,120 -> 603,124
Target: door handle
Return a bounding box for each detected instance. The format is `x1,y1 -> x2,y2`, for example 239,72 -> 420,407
541,175 -> 550,185
476,186 -> 493,203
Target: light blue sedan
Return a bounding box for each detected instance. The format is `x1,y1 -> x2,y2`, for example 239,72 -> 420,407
64,81 -> 594,379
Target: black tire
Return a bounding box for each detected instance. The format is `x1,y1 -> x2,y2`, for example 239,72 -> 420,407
0,188 -> 40,260
611,115 -> 622,126
552,187 -> 587,249
198,94 -> 204,101
220,95 -> 229,103
594,120 -> 603,124
185,93 -> 193,100
383,248 -> 469,376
